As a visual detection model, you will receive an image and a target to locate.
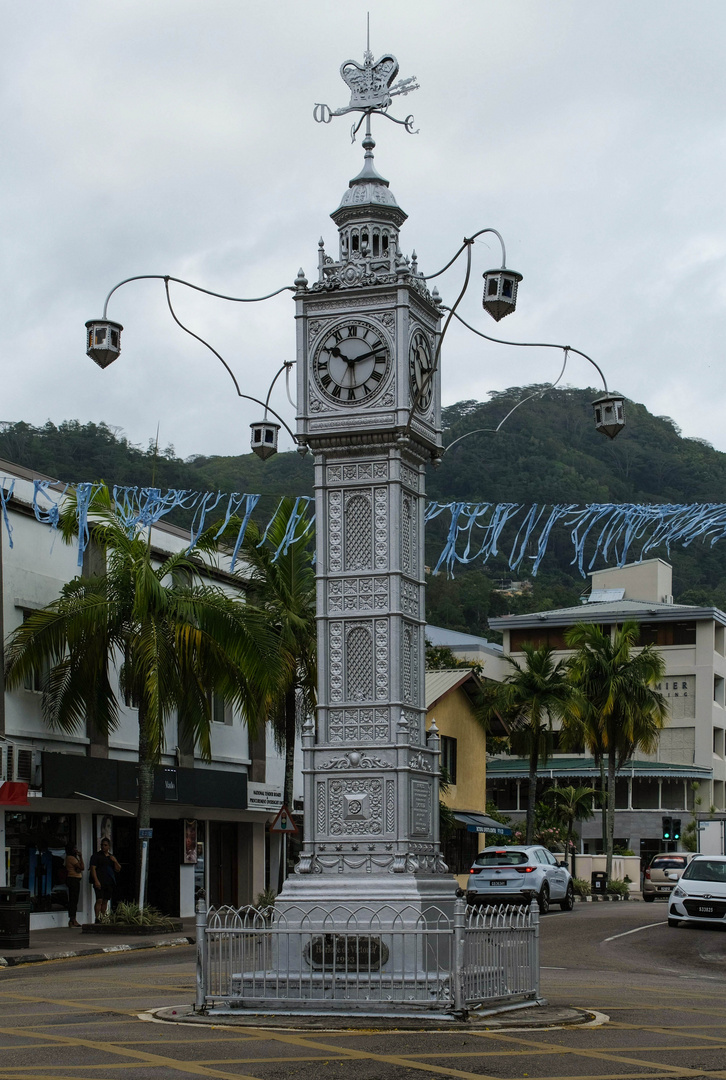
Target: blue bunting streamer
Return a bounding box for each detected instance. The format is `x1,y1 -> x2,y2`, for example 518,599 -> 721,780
6,478 -> 726,579
0,478 -> 15,548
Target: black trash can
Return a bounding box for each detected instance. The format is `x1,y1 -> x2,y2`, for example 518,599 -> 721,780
0,887 -> 31,949
591,871 -> 608,894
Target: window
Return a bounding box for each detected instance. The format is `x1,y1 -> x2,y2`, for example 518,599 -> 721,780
440,735 -> 457,784
209,693 -> 232,726
639,622 -> 697,646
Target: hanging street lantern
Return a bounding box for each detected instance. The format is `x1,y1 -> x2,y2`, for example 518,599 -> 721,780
482,268 -> 523,321
85,319 -> 123,368
250,419 -> 280,460
592,393 -> 626,439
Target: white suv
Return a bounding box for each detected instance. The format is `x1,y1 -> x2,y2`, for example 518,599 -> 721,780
466,845 -> 574,913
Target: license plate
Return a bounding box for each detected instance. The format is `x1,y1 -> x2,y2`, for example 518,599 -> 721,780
696,906 -> 715,915
489,880 -> 507,886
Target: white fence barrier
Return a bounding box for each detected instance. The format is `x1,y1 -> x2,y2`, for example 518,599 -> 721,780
195,896 -> 540,1015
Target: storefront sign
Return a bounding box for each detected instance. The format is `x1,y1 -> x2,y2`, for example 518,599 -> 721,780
162,768 -> 178,802
247,782 -> 284,812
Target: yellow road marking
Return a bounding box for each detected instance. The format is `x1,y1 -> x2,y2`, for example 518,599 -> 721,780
0,1025 -> 264,1080
464,1028 -> 726,1080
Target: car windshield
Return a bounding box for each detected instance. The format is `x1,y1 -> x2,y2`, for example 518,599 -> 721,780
682,860 -> 726,882
651,857 -> 687,870
474,852 -> 529,866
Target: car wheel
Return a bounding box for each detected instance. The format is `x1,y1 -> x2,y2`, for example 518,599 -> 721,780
643,894 -> 655,902
537,883 -> 550,914
559,882 -> 575,911
667,917 -> 680,927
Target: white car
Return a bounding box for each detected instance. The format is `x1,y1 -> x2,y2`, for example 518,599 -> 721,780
668,854 -> 726,927
466,845 -> 574,913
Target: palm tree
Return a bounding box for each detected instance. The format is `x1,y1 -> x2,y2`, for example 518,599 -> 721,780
544,785 -> 597,874
564,621 -> 666,879
237,499 -> 317,816
4,486 -> 278,898
483,644 -> 573,844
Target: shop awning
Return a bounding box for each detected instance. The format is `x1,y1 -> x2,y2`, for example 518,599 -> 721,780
453,811 -> 512,835
0,781 -> 29,806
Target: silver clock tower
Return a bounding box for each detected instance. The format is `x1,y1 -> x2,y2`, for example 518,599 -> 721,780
277,46 -> 454,923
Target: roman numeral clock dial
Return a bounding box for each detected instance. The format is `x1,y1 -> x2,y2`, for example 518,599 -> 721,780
313,320 -> 391,403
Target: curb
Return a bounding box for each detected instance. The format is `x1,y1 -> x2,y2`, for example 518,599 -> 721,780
151,1003 -> 594,1032
575,894 -> 640,902
0,935 -> 195,969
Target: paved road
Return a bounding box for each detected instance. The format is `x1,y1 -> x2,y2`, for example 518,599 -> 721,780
1,902 -> 725,1079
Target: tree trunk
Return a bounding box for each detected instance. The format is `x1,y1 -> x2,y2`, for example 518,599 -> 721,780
526,748 -> 538,845
278,689 -> 297,892
567,819 -> 574,876
283,689 -> 296,811
606,752 -> 616,881
136,708 -> 154,904
599,759 -> 607,854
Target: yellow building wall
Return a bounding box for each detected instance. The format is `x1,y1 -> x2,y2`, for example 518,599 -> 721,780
427,684 -> 487,853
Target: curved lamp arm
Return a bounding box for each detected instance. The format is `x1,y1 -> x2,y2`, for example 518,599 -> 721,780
101,274 -> 295,319
443,349 -> 570,455
423,227 -> 508,282
449,309 -> 610,392
162,280 -> 299,444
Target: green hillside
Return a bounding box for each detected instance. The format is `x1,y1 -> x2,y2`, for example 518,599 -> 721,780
2,385 -> 726,635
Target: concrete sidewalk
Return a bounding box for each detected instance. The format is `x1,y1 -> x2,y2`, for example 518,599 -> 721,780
0,918 -> 196,967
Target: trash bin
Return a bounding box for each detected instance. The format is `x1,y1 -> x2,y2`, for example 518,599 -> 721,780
0,887 -> 31,949
591,871 -> 608,894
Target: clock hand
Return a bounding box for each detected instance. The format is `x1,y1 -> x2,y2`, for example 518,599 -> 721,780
327,344 -> 383,365
348,346 -> 384,365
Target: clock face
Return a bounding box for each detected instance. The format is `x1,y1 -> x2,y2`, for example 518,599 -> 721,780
313,320 -> 391,404
409,329 -> 433,411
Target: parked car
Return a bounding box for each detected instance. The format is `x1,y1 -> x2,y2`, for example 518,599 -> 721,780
643,853 -> 694,901
466,845 -> 574,913
668,854 -> 726,927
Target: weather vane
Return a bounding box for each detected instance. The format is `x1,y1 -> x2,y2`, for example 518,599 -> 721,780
313,16 -> 419,141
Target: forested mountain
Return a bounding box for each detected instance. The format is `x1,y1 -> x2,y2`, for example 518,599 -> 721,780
2,384 -> 726,636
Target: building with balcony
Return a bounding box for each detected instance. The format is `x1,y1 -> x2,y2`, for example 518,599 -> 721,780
487,559 -> 722,866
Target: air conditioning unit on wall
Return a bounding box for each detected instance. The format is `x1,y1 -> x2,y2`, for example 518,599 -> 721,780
0,742 -> 42,788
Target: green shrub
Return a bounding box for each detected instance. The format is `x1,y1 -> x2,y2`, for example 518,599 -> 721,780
572,878 -> 591,897
255,888 -> 277,911
606,878 -> 629,896
98,902 -> 177,930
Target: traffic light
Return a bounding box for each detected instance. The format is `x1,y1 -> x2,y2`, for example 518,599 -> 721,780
672,818 -> 681,841
662,815 -> 673,841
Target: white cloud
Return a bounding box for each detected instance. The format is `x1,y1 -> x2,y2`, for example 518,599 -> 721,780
2,0 -> 726,462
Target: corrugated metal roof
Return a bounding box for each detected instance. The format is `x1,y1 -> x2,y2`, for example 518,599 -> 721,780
490,598 -> 726,629
486,755 -> 712,780
425,668 -> 478,710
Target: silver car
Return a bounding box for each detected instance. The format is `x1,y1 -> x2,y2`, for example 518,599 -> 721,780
668,854 -> 726,927
466,845 -> 574,913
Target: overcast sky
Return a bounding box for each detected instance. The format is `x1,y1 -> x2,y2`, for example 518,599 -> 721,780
2,1 -> 726,466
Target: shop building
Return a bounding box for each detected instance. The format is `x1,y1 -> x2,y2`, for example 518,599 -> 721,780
0,459 -> 299,927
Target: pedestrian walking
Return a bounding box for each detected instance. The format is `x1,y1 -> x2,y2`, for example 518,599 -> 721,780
89,837 -> 120,922
64,844 -> 84,927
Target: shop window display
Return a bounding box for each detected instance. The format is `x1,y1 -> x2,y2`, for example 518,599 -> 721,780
4,812 -> 75,912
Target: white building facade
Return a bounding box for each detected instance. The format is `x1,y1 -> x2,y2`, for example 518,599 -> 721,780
0,459 -> 299,927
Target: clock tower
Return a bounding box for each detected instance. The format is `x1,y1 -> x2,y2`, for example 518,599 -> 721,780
276,48 -> 454,928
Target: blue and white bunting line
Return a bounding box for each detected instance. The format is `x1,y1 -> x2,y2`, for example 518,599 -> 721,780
4,479 -> 726,576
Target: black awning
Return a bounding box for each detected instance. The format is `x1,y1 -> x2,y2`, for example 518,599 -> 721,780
453,811 -> 513,835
